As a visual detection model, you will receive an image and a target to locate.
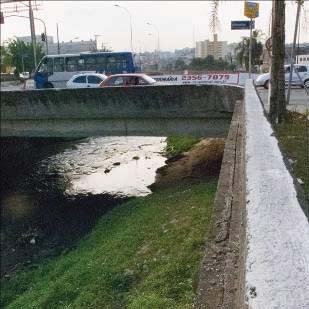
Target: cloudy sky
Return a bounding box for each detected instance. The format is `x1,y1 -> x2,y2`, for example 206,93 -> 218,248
1,1 -> 308,52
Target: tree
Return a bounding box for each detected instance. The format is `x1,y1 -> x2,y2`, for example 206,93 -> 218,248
269,0 -> 286,125
0,45 -> 12,72
235,31 -> 263,72
188,55 -> 233,71
5,39 -> 45,75
174,59 -> 187,70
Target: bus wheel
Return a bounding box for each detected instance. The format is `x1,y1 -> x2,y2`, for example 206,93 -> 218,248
44,82 -> 54,88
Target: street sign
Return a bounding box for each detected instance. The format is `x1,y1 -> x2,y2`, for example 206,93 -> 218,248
231,20 -> 255,30
244,1 -> 259,18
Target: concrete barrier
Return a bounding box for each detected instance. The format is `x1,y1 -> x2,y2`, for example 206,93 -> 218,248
196,80 -> 309,309
1,84 -> 243,138
244,80 -> 309,308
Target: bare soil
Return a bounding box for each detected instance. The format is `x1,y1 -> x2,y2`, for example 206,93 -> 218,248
151,138 -> 225,190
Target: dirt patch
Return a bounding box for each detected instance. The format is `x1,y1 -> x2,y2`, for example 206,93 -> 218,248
151,138 -> 225,190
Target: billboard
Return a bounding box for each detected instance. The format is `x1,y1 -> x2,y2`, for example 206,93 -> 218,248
151,73 -> 240,85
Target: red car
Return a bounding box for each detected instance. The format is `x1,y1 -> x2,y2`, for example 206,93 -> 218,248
99,73 -> 157,87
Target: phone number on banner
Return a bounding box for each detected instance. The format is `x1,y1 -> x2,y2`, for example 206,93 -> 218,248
152,73 -> 240,85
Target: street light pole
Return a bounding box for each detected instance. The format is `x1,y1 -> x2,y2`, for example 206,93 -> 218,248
146,22 -> 160,70
6,15 -> 48,54
56,23 -> 60,55
28,0 -> 37,70
114,4 -> 133,52
146,22 -> 160,53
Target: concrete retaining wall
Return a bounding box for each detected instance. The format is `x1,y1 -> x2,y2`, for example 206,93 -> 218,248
196,80 -> 309,309
1,84 -> 243,137
244,80 -> 309,308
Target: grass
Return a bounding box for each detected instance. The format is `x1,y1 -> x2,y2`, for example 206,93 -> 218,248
1,181 -> 216,309
275,111 -> 309,202
165,136 -> 200,157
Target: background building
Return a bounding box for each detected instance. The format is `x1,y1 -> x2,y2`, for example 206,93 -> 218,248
296,54 -> 309,65
17,35 -> 54,44
48,39 -> 97,55
195,34 -> 228,60
16,36 -> 98,55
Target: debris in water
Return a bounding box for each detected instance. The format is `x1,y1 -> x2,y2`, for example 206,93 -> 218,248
297,178 -> 304,185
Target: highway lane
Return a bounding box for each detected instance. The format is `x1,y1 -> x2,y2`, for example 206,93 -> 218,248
257,87 -> 308,114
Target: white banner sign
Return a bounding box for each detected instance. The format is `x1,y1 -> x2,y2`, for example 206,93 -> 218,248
151,73 -> 240,85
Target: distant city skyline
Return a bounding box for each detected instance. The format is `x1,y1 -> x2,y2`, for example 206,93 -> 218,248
1,1 -> 308,52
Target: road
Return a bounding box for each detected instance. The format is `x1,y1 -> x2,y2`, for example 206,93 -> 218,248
257,87 -> 308,114
0,80 -> 35,91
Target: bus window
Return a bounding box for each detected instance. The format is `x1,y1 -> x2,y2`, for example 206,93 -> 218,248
78,58 -> 85,71
54,57 -> 65,72
38,57 -> 53,73
66,56 -> 79,72
106,56 -> 116,73
106,55 -> 127,73
84,55 -> 96,71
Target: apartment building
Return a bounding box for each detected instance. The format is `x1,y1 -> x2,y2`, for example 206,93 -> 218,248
195,34 -> 228,60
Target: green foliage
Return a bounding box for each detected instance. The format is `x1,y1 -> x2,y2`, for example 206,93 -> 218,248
0,45 -> 12,72
235,30 -> 263,72
4,39 -> 45,74
165,136 -> 200,157
174,59 -> 187,70
189,55 -> 234,71
276,112 -> 309,202
1,180 -> 216,308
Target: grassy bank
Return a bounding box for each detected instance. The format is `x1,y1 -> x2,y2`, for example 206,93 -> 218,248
275,112 -> 309,201
1,182 -> 216,308
165,136 -> 200,157
1,136 -> 217,308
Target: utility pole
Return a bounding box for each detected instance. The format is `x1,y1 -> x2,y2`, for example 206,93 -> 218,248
56,23 -> 60,54
269,0 -> 286,125
28,0 -> 37,70
286,0 -> 302,105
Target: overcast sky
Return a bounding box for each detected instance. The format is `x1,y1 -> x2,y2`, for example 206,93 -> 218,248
1,1 -> 308,52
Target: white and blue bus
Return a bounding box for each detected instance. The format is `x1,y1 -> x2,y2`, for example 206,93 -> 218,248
34,51 -> 137,89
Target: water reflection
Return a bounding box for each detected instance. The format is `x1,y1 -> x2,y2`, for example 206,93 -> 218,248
36,137 -> 166,197
1,136 -> 166,276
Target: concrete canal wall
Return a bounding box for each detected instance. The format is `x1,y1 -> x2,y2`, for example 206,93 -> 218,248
196,80 -> 309,309
1,84 -> 243,138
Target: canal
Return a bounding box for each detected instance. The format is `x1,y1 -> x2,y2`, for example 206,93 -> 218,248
1,136 -> 166,277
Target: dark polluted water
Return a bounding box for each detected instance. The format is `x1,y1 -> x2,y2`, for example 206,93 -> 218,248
0,136 -> 166,277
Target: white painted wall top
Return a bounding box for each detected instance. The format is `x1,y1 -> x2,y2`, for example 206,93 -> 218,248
244,80 -> 309,308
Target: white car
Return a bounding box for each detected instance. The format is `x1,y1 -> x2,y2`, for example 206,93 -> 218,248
19,72 -> 30,80
255,65 -> 309,89
66,73 -> 107,89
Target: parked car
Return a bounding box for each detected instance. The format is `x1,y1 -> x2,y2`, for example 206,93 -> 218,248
66,73 -> 107,89
99,73 -> 157,87
255,65 -> 309,89
19,72 -> 30,80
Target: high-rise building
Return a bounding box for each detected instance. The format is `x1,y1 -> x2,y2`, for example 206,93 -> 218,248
195,34 -> 228,60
